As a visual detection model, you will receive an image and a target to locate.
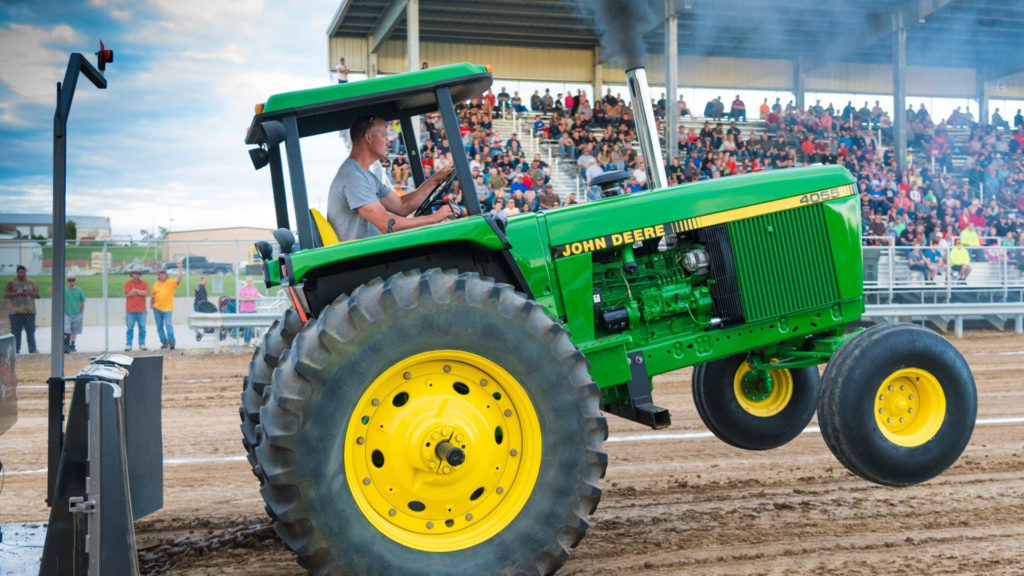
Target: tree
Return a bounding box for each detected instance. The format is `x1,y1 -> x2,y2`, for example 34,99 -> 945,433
65,220 -> 77,240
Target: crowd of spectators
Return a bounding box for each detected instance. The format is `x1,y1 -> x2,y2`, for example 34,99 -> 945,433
379,78 -> 1024,273
382,87 -> 581,217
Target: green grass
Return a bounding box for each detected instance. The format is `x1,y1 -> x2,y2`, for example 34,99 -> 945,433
41,244 -> 163,263
1,273 -> 261,299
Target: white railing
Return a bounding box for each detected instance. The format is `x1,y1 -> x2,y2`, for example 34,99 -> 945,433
861,237 -> 1024,335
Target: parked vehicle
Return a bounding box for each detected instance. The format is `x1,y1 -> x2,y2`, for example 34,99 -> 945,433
165,255 -> 232,274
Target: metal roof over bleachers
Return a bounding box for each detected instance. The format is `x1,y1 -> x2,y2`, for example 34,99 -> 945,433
329,0 -> 1024,80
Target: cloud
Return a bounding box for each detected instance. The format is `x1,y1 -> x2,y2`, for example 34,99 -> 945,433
183,42 -> 246,64
0,22 -> 83,105
0,0 -> 343,238
149,0 -> 261,28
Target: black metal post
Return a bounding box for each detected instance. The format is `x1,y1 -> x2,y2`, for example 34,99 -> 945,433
49,52 -> 107,506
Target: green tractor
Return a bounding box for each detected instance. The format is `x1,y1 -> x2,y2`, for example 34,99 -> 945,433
241,63 -> 975,575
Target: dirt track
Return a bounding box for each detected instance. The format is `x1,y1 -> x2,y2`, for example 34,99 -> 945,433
2,331 -> 1023,575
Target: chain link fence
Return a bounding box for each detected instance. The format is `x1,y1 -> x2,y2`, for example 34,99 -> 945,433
0,239 -> 284,353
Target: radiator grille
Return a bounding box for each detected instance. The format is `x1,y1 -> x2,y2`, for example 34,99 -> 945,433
728,204 -> 839,322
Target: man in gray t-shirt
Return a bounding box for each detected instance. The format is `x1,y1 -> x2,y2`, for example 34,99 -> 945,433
328,116 -> 455,241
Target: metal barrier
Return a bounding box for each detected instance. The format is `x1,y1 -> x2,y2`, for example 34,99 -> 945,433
863,238 -> 1024,335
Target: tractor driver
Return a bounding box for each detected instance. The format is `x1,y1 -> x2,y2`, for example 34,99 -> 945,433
328,115 -> 454,240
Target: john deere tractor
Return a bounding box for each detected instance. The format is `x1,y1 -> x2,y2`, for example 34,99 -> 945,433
241,63 -> 975,575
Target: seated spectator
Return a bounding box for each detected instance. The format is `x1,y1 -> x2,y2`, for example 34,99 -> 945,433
959,224 -> 981,247
511,91 -> 527,113
923,240 -> 946,279
729,95 -> 746,121
866,212 -> 890,244
678,97 -> 691,118
533,117 -> 547,138
558,131 -> 575,159
541,89 -> 554,112
538,185 -> 561,210
992,108 -> 1010,130
510,173 -> 528,195
948,238 -> 972,280
907,246 -> 935,282
759,98 -> 770,119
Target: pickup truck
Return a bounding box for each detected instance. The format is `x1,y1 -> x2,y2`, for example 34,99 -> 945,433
165,255 -> 232,275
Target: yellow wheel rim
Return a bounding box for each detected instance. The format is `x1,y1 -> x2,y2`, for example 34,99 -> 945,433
344,350 -> 542,552
732,361 -> 794,417
874,368 -> 946,447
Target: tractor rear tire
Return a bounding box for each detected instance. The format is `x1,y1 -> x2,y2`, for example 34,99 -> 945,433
241,307 -> 302,479
817,323 -> 976,486
256,269 -> 607,576
692,355 -> 819,450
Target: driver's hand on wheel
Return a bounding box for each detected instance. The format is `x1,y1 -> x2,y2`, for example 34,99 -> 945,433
432,204 -> 455,222
434,165 -> 454,182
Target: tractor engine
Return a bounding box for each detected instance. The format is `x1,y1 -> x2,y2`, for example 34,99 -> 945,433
591,234 -> 715,340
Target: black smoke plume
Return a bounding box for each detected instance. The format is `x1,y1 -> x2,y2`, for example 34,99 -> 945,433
576,0 -> 659,70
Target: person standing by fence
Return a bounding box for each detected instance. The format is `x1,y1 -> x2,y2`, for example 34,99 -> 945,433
151,263 -> 183,350
63,275 -> 86,353
3,265 -> 39,354
238,276 -> 259,346
124,268 -> 149,351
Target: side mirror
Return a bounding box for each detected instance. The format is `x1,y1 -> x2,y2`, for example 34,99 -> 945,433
254,241 -> 273,262
249,147 -> 270,170
273,228 -> 296,254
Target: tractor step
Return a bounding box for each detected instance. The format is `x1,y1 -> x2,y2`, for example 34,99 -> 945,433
602,350 -> 672,429
602,401 -> 671,429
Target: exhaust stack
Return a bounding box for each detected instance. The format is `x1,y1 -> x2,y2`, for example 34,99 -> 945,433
625,66 -> 667,191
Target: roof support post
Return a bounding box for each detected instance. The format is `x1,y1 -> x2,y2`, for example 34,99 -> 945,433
436,86 -> 480,216
793,57 -> 805,112
592,47 -> 602,108
400,115 -> 425,186
977,65 -> 989,126
366,38 -> 378,78
407,0 -> 420,71
665,0 -> 679,163
893,10 -> 907,175
269,145 -> 290,230
282,114 -> 314,250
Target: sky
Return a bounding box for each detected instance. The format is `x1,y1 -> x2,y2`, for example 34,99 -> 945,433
0,0 -> 345,238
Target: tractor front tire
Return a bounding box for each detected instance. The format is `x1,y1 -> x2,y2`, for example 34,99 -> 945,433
817,323 -> 976,486
241,307 -> 302,479
692,355 -> 819,450
256,269 -> 607,576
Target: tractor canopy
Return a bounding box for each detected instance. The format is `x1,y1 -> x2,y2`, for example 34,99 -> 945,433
245,62 -> 492,145
245,62 -> 493,251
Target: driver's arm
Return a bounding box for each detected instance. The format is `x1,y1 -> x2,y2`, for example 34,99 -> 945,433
358,200 -> 452,234
382,166 -> 453,216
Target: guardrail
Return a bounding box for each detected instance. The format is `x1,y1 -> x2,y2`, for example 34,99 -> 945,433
863,238 -> 1024,336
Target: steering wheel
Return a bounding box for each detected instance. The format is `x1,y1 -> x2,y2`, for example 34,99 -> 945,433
413,170 -> 459,217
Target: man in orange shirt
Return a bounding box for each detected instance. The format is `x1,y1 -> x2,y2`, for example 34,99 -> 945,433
124,268 -> 149,351
151,263 -> 183,350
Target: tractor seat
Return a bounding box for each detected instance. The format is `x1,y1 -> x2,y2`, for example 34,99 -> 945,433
310,208 -> 340,247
